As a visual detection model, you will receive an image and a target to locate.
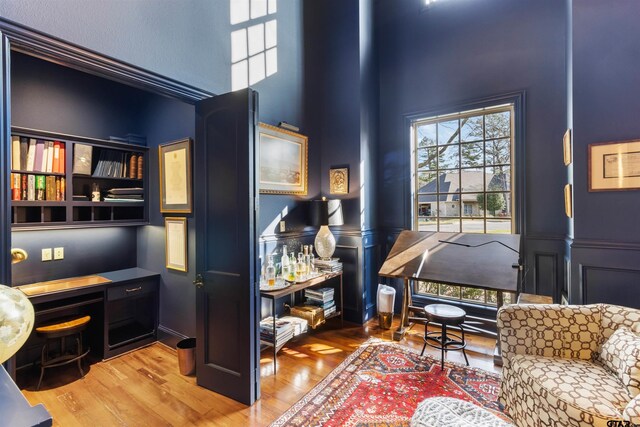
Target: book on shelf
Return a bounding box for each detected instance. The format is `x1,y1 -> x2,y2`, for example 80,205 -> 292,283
27,175 -> 35,201
34,139 -> 44,172
26,138 -> 36,171
11,136 -> 20,170
10,173 -> 20,200
45,140 -> 54,173
59,143 -> 65,174
35,175 -> 45,201
20,137 -> 28,171
73,144 -> 93,175
21,174 -> 27,200
324,305 -> 337,317
52,141 -> 61,173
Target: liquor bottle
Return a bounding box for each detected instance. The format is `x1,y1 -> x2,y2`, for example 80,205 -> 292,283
303,245 -> 311,276
281,245 -> 290,279
309,245 -> 316,274
266,254 -> 276,287
296,252 -> 306,281
288,252 -> 296,281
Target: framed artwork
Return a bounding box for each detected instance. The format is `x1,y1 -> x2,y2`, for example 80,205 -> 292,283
563,129 -> 572,166
159,138 -> 192,213
329,167 -> 349,194
564,184 -> 572,218
259,123 -> 308,195
589,140 -> 640,191
165,217 -> 187,271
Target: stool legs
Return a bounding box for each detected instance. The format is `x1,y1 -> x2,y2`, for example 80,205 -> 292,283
420,321 -> 429,356
37,331 -> 87,390
37,341 -> 48,391
460,325 -> 469,366
440,324 -> 446,370
76,335 -> 85,377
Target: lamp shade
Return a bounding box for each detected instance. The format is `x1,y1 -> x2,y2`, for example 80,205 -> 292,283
327,199 -> 344,226
310,200 -> 329,226
0,284 -> 34,364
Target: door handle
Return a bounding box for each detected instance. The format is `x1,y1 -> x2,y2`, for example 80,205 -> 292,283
193,274 -> 204,288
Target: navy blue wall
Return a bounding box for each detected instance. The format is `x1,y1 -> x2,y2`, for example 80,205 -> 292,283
568,0 -> 640,307
5,1 -> 308,338
0,0 -> 229,94
375,0 -> 568,299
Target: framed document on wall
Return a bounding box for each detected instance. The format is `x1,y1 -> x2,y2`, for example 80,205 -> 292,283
165,217 -> 187,272
589,140 -> 640,191
159,138 -> 192,213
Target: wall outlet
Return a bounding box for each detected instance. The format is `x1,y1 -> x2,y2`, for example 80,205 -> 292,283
280,221 -> 286,232
54,247 -> 64,260
41,248 -> 52,262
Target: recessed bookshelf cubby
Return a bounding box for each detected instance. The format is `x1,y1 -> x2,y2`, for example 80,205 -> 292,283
10,127 -> 149,229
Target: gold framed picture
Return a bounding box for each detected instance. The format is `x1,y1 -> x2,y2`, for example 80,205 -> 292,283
159,138 -> 192,213
563,129 -> 572,166
329,167 -> 349,194
165,217 -> 187,272
259,123 -> 308,195
588,140 -> 640,191
564,184 -> 572,218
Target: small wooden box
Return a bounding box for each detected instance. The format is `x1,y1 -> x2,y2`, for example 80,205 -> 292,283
290,305 -> 325,329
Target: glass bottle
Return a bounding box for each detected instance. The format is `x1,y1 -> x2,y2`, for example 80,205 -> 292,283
296,252 -> 306,281
281,245 -> 290,279
288,252 -> 297,281
303,245 -> 311,276
309,245 -> 316,274
266,255 -> 276,287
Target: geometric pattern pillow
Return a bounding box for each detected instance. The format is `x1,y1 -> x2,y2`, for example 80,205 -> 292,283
600,327 -> 640,397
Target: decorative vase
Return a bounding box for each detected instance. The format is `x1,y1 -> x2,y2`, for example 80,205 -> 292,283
315,225 -> 336,260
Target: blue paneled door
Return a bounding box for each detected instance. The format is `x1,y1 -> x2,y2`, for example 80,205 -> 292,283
194,89 -> 260,405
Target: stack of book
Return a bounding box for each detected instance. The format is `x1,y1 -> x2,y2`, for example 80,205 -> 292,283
11,136 -> 66,174
104,187 -> 144,203
305,287 -> 336,318
10,173 -> 65,201
260,317 -> 294,348
312,258 -> 343,273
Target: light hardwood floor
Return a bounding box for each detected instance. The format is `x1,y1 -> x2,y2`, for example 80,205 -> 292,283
19,317 -> 500,426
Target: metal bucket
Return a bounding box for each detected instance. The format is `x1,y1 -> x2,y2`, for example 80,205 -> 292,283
176,338 -> 196,376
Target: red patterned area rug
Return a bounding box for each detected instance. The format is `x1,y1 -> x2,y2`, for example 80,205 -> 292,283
269,339 -> 508,427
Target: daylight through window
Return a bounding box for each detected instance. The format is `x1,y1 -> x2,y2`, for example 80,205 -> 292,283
411,104 -> 515,305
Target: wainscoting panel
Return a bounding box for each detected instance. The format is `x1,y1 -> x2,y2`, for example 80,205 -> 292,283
571,239 -> 640,308
522,235 -> 565,302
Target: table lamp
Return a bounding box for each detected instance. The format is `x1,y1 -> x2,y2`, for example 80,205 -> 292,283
0,284 -> 35,364
310,198 -> 344,260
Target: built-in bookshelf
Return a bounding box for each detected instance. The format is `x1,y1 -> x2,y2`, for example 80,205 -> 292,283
10,127 -> 149,229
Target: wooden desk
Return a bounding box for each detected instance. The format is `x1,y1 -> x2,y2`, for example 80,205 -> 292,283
379,231 -> 520,341
11,268 -> 160,378
259,272 -> 343,371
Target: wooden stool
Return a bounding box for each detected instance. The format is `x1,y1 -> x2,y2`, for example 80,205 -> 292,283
35,315 -> 91,390
421,304 -> 468,370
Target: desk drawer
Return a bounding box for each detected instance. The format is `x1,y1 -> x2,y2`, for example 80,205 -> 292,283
107,280 -> 156,301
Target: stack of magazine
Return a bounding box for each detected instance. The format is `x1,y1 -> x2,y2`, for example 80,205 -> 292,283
312,258 -> 343,273
305,287 -> 336,318
104,187 -> 144,203
260,316 -> 308,348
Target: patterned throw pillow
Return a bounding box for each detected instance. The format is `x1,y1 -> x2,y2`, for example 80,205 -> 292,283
600,327 -> 640,397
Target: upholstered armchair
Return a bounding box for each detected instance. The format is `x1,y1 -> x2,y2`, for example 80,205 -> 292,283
497,304 -> 640,427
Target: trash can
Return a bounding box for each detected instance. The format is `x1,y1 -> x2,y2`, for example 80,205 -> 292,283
176,338 -> 196,375
377,284 -> 395,330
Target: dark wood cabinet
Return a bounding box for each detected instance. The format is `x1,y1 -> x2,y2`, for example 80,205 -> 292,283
10,127 -> 148,230
104,277 -> 158,359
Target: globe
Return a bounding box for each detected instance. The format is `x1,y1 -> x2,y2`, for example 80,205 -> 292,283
0,284 -> 34,363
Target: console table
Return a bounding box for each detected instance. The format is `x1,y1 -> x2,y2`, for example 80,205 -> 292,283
259,271 -> 343,371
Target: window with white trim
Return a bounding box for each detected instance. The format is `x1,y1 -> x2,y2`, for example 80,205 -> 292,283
410,104 -> 515,305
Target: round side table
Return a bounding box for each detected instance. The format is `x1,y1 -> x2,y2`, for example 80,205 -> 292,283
421,304 -> 468,369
